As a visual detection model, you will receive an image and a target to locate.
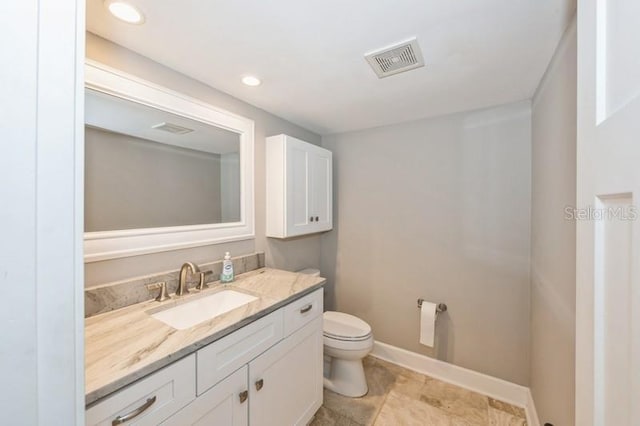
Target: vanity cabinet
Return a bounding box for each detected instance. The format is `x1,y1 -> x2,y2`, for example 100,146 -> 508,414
123,288 -> 324,426
266,134 -> 332,238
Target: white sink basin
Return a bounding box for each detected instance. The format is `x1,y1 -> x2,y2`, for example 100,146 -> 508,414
151,290 -> 258,330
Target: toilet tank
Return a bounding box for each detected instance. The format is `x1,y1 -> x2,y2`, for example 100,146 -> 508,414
297,268 -> 320,277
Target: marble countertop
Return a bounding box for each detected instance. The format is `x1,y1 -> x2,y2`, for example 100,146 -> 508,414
85,267 -> 325,406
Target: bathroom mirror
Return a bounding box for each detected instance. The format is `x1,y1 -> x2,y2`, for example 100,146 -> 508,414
84,61 -> 254,262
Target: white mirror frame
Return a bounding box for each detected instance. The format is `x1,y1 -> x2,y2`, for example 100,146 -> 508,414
84,60 -> 255,262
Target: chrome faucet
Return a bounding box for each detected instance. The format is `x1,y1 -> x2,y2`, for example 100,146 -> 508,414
176,262 -> 199,296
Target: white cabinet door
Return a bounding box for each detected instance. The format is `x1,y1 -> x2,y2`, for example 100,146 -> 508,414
161,366 -> 248,426
309,146 -> 332,233
249,316 -> 323,426
285,137 -> 313,237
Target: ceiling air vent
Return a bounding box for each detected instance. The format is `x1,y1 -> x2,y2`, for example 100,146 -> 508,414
151,122 -> 194,135
365,37 -> 425,78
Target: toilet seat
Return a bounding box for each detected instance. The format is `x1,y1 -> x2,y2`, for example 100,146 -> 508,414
324,334 -> 373,352
323,311 -> 372,344
322,311 -> 373,351
323,332 -> 372,342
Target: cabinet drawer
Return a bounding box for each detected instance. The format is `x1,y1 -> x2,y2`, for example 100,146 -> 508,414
86,354 -> 195,426
283,289 -> 323,337
197,309 -> 283,395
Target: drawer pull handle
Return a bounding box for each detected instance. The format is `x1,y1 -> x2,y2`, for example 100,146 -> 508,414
112,396 -> 157,425
239,390 -> 249,403
300,304 -> 313,314
255,379 -> 264,391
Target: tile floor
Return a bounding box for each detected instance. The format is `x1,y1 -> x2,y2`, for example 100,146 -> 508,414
310,356 -> 527,426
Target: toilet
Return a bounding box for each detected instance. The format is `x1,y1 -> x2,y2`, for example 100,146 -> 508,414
298,269 -> 374,397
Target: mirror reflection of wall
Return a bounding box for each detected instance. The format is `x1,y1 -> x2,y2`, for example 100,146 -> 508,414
85,89 -> 241,232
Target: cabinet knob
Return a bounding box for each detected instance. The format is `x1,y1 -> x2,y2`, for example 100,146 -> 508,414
239,390 -> 248,403
255,379 -> 264,391
315,216 -> 319,221
309,216 -> 314,222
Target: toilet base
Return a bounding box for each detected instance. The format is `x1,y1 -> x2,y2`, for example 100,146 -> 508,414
324,357 -> 368,397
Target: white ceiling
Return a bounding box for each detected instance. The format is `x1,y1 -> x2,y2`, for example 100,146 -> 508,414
87,0 -> 576,135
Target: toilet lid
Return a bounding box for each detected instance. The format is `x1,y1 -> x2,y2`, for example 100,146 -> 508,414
323,311 -> 372,340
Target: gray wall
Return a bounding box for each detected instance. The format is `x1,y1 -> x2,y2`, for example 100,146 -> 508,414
85,127 -> 223,231
85,32 -> 322,287
321,101 -> 532,385
529,18 -> 576,425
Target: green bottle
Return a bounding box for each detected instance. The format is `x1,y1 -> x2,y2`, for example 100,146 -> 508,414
220,252 -> 234,283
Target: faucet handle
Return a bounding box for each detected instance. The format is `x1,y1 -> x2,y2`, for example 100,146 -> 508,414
147,281 -> 171,302
197,271 -> 213,291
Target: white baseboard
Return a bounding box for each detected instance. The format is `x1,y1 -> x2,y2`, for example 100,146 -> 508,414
370,341 -> 540,426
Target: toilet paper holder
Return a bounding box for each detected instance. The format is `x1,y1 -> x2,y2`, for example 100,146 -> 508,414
417,299 -> 447,314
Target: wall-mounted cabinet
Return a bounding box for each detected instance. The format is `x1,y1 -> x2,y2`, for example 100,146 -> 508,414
266,134 -> 332,238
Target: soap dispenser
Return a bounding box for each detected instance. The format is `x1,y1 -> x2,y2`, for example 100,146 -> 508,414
220,252 -> 234,283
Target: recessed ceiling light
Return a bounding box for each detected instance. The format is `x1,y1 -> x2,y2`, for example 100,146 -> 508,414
105,0 -> 145,24
242,76 -> 262,87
